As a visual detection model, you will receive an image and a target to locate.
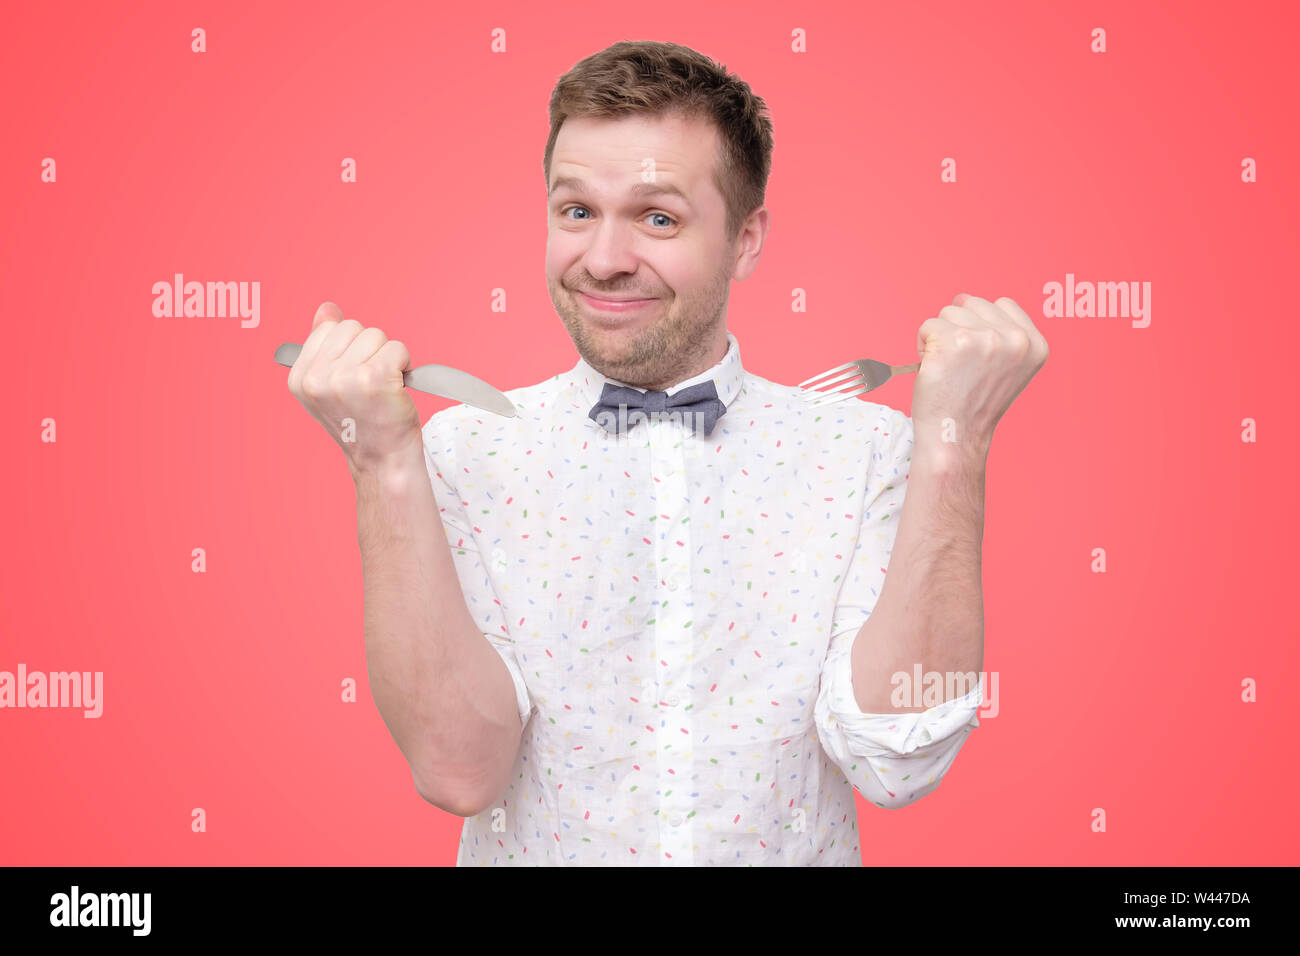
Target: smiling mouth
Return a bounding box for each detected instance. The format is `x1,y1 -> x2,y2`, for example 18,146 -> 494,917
575,291 -> 660,317
578,291 -> 656,302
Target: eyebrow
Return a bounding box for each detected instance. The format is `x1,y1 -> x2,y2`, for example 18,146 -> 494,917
549,176 -> 693,208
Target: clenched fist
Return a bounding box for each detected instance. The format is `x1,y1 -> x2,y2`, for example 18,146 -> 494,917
287,302 -> 423,479
911,293 -> 1049,464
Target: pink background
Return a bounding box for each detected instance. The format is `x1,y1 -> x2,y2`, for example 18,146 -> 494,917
2,0 -> 1297,865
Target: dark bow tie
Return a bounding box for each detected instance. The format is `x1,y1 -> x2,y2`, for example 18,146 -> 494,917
589,380 -> 727,437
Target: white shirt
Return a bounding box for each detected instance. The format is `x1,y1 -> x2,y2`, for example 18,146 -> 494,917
421,329 -> 983,866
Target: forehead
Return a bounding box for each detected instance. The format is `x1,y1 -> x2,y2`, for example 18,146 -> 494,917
548,112 -> 721,193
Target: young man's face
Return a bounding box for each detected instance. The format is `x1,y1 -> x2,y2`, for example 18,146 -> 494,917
546,112 -> 758,390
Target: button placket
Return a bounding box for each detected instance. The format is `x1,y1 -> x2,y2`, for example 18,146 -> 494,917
648,415 -> 695,864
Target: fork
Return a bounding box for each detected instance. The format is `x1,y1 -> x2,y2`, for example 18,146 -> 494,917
796,358 -> 922,407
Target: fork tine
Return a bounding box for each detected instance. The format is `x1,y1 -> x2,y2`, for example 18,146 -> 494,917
801,368 -> 862,393
797,360 -> 857,389
807,383 -> 871,408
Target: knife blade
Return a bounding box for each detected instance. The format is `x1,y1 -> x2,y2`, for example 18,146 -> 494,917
274,342 -> 517,418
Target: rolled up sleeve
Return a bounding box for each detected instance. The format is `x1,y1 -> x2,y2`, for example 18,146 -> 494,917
815,404 -> 981,808
814,628 -> 981,809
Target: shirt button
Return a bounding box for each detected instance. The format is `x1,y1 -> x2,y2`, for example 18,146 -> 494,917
669,813 -> 684,827
666,694 -> 680,707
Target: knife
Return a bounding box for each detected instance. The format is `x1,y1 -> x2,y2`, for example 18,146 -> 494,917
273,342 -> 518,418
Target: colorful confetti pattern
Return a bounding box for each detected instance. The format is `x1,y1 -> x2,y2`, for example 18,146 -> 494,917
422,331 -> 983,865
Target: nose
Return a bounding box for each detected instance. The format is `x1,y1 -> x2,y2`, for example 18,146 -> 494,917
581,218 -> 641,281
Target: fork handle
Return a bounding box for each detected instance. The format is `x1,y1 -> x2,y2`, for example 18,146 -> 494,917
893,362 -> 922,374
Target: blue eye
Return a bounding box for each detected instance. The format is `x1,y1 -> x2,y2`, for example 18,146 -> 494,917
559,206 -> 677,229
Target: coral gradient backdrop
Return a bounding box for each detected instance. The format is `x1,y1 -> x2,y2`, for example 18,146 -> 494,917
2,0 -> 1297,864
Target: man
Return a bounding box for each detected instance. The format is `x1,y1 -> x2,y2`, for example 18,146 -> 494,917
287,40 -> 1047,865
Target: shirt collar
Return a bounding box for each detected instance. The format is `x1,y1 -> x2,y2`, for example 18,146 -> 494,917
566,330 -> 745,428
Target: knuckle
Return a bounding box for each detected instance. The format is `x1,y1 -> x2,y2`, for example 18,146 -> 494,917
327,367 -> 351,394
301,372 -> 329,399
1008,329 -> 1032,359
353,364 -> 380,392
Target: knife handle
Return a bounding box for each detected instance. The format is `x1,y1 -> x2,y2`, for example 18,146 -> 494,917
273,342 -> 517,420
274,342 -> 426,390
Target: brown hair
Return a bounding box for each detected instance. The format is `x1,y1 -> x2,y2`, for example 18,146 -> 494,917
544,40 -> 774,243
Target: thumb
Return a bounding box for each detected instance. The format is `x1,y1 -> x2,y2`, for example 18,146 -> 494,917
312,301 -> 344,331
916,315 -> 942,359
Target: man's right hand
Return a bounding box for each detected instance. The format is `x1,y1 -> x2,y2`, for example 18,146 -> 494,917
287,302 -> 423,479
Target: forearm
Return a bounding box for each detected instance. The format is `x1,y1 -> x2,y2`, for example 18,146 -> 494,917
850,439 -> 987,713
353,446 -> 522,814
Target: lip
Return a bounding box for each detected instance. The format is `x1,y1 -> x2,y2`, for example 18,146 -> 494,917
577,291 -> 659,314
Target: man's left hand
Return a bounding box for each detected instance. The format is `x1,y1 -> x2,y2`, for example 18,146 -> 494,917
910,293 -> 1049,464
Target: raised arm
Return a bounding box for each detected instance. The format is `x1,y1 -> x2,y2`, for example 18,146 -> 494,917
354,447 -> 523,816
851,293 -> 1048,713
287,302 -> 522,816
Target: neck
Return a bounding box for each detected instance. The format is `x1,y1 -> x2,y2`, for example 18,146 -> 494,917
635,328 -> 729,392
